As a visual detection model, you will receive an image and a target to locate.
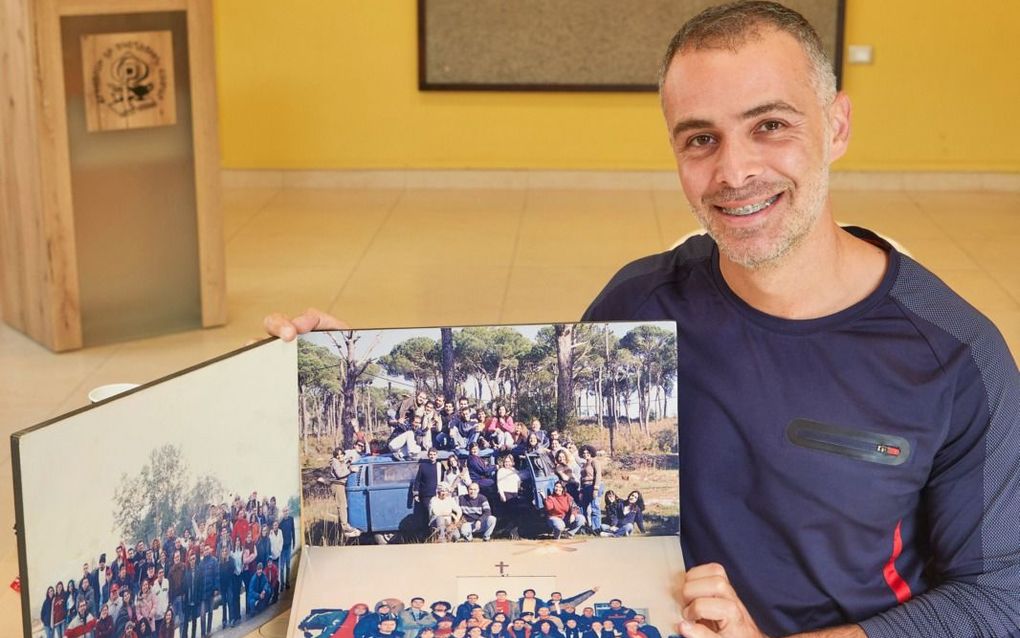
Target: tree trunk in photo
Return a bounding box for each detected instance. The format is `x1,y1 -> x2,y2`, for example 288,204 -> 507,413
299,386 -> 308,457
596,369 -> 604,427
441,328 -> 455,400
555,324 -> 575,429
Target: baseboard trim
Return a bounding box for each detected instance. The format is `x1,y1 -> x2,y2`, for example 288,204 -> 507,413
221,169 -> 1020,192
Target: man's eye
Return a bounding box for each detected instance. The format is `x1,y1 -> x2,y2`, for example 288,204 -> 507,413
758,120 -> 785,132
687,134 -> 715,147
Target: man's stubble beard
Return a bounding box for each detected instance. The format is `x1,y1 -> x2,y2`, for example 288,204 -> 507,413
691,152 -> 831,271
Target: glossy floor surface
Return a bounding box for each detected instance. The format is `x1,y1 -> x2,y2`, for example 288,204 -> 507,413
1,184 -> 1018,636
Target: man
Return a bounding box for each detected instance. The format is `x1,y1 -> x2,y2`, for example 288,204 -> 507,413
428,485 -> 462,542
329,446 -> 363,538
364,618 -> 404,638
262,3 -> 1020,637
576,608 -> 597,632
429,601 -> 456,626
517,589 -> 545,618
449,405 -> 480,450
456,594 -> 482,623
548,589 -> 599,616
63,599 -> 97,638
458,482 -> 497,541
268,519 -> 284,568
397,390 -> 429,425
600,600 -> 635,625
197,544 -> 219,635
168,550 -> 186,629
278,506 -> 296,589
151,567 -> 171,633
509,618 -> 531,638
579,2 -> 1020,637
401,597 -> 437,635
412,447 -> 444,525
246,562 -> 272,617
484,590 -> 520,621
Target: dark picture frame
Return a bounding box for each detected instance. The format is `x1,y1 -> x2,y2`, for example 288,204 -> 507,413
418,0 -> 845,92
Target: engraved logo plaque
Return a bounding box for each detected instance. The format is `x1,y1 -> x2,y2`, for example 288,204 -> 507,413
82,30 -> 177,132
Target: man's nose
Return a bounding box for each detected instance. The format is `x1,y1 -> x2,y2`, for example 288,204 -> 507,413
713,135 -> 764,190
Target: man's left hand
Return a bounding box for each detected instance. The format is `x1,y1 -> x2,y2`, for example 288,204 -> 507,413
675,563 -> 770,638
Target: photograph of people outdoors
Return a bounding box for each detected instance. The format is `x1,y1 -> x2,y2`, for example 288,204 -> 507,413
286,539 -> 684,638
297,322 -> 679,547
13,340 -> 302,638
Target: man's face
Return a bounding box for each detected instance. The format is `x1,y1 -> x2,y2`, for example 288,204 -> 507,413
660,28 -> 848,270
417,392 -> 428,405
381,620 -> 397,634
428,449 -> 438,462
412,599 -> 424,609
468,483 -> 480,498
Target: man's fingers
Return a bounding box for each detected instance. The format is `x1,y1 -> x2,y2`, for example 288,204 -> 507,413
291,308 -> 349,333
263,313 -> 298,341
676,618 -> 719,638
682,575 -> 739,605
262,308 -> 348,342
683,597 -> 740,628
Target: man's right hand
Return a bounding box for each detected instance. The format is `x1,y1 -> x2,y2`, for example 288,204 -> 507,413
263,308 -> 349,341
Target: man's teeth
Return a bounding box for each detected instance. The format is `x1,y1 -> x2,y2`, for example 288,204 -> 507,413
720,194 -> 779,216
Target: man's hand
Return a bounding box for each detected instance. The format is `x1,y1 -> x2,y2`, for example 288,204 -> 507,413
675,564 -> 769,638
263,308 -> 349,341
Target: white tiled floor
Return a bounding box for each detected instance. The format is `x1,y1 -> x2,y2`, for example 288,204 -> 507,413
1,184 -> 1018,636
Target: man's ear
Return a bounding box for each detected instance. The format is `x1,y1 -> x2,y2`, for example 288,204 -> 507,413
827,92 -> 852,162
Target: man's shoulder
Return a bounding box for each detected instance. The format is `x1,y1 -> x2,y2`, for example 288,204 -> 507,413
582,233 -> 715,321
890,252 -> 1014,367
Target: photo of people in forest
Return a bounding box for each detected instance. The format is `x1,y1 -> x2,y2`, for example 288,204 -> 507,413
297,322 -> 679,546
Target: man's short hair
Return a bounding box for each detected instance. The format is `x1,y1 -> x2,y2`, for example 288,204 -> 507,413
412,597 -> 425,604
659,0 -> 836,105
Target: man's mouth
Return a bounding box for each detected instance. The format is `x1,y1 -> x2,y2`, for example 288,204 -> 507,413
715,193 -> 781,217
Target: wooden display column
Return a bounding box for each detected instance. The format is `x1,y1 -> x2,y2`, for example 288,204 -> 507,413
0,0 -> 225,352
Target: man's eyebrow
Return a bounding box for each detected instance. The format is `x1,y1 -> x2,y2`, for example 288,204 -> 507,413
671,118 -> 713,140
741,100 -> 803,119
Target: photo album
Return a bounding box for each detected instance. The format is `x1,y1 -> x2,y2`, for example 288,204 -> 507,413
12,322 -> 682,638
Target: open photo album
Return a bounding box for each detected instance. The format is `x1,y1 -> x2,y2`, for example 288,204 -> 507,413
12,321 -> 682,638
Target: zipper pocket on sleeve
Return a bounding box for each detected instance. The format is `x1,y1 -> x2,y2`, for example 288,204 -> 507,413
786,418 -> 911,466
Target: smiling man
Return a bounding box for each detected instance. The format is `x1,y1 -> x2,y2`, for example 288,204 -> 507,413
582,2 -> 1020,638
261,2 -> 1019,637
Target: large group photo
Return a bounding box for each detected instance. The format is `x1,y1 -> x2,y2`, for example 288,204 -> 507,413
14,345 -> 303,638
296,322 -> 679,546
286,540 -> 684,638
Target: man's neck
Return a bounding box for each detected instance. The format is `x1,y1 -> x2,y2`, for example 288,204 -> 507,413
718,216 -> 887,319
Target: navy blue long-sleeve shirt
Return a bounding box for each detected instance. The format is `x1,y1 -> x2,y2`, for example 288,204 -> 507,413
583,228 -> 1020,637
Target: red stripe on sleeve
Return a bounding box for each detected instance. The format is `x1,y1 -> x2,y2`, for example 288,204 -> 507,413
882,520 -> 913,604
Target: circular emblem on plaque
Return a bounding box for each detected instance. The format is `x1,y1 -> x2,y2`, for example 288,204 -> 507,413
83,31 -> 176,131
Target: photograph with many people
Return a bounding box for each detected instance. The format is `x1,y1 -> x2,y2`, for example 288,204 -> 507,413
14,345 -> 302,638
286,541 -> 684,638
297,322 -> 679,547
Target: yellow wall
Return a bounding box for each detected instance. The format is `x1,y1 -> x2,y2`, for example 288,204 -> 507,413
214,1 -> 1020,172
